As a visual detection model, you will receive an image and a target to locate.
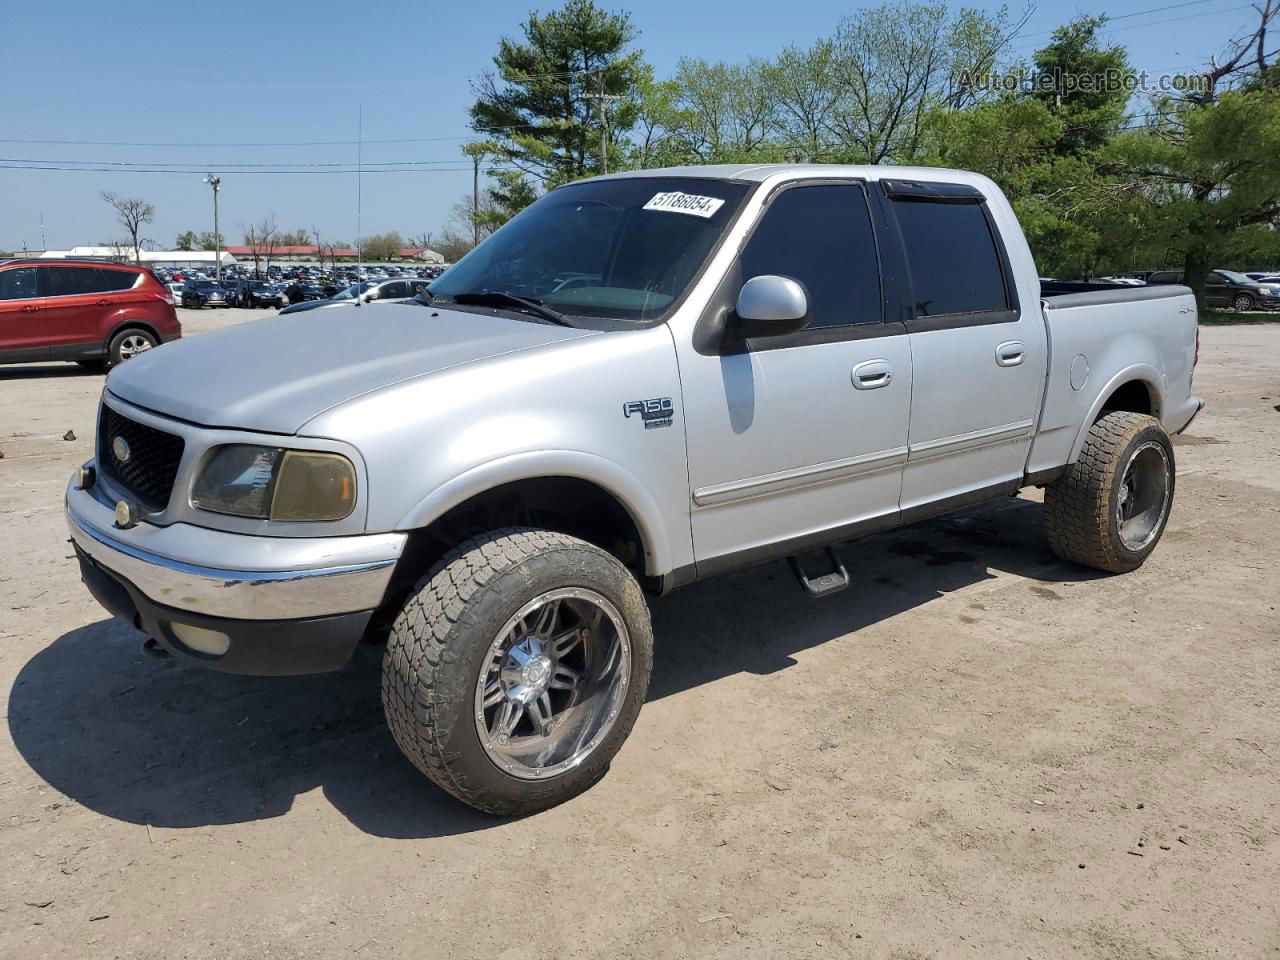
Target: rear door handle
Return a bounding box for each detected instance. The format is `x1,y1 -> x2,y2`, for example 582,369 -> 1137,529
21,304 -> 39,313
96,299 -> 111,306
852,358 -> 893,390
996,340 -> 1025,367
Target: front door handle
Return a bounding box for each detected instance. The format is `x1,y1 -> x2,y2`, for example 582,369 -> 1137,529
21,304 -> 39,313
996,340 -> 1025,367
852,358 -> 893,390
96,299 -> 111,306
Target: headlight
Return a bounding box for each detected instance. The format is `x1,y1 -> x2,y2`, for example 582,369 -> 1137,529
192,445 -> 356,521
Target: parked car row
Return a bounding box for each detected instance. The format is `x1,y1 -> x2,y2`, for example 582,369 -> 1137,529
278,277 -> 433,314
1075,268 -> 1280,310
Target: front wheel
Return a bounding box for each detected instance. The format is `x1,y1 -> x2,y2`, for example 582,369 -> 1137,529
381,528 -> 653,816
1044,411 -> 1175,573
1232,293 -> 1255,312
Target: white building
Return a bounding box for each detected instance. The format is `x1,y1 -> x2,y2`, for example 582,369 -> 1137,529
39,247 -> 238,268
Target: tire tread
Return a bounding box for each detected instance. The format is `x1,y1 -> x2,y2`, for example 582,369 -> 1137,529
1044,411 -> 1169,573
381,527 -> 649,816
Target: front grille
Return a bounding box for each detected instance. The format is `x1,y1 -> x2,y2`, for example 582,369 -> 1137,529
99,405 -> 185,508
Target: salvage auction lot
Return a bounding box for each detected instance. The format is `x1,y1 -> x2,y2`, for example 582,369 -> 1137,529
1,314 -> 1277,959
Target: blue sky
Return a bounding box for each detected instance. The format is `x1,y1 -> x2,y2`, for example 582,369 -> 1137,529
0,0 -> 1264,251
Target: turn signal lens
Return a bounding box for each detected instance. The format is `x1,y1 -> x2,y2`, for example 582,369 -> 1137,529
269,451 -> 357,522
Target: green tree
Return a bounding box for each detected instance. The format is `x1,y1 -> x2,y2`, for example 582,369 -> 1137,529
470,0 -> 645,198
826,3 -> 1019,163
1102,4 -> 1279,302
1030,16 -> 1132,156
359,231 -> 404,261
175,230 -> 198,251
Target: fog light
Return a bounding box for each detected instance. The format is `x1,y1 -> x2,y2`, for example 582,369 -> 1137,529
170,622 -> 231,657
114,500 -> 140,529
77,464 -> 96,489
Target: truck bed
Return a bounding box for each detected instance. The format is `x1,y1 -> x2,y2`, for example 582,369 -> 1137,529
1040,281 -> 1193,306
1027,282 -> 1200,477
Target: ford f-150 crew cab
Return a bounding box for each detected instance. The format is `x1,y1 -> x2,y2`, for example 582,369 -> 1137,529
66,164 -> 1203,814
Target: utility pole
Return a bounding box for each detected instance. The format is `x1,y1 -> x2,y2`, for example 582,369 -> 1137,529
462,142 -> 487,249
472,150 -> 480,247
584,69 -> 622,175
203,174 -> 221,282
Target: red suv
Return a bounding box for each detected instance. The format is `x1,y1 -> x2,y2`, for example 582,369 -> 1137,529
0,259 -> 182,369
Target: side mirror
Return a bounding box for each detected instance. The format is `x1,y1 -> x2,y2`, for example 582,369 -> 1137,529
733,275 -> 809,338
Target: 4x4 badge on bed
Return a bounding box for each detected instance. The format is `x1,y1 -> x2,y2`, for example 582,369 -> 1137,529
623,397 -> 674,430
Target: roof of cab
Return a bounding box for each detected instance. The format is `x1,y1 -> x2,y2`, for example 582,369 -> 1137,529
578,162 -> 988,186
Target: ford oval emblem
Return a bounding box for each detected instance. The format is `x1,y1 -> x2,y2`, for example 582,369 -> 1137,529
112,436 -> 132,463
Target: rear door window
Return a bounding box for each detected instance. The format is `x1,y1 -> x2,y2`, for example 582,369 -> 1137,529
96,269 -> 139,292
891,198 -> 1009,317
41,266 -> 109,297
0,267 -> 38,300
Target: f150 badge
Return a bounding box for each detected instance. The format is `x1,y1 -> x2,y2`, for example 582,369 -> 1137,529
623,397 -> 674,430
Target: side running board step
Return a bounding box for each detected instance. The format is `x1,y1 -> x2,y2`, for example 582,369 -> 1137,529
787,547 -> 850,598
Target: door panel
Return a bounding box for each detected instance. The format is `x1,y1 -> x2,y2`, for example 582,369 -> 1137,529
38,266 -> 112,351
678,181 -> 912,566
885,190 -> 1048,509
0,267 -> 47,360
682,335 -> 912,563
900,321 -> 1043,509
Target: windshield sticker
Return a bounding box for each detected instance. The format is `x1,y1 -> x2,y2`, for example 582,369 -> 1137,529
642,191 -> 725,219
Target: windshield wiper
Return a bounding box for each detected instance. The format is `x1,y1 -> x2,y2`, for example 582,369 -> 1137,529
447,290 -> 573,327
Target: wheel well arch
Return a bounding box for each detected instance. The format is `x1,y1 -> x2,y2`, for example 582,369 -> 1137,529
374,477 -> 652,636
1098,378 -> 1157,418
1068,367 -> 1164,463
106,319 -> 162,350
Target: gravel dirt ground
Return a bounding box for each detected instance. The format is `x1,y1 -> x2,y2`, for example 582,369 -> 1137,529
1,310 -> 1277,960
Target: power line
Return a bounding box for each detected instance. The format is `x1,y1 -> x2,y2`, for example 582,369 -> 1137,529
0,156 -> 501,169
1010,2 -> 1259,50
0,128 -> 541,149
0,162 -> 508,175
1013,0 -> 1238,41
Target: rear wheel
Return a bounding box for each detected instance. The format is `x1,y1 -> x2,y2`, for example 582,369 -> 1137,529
381,528 -> 653,816
1044,411 -> 1175,573
107,328 -> 158,366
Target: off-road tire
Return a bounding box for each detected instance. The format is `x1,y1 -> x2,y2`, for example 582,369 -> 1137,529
1044,411 -> 1174,573
381,528 -> 653,816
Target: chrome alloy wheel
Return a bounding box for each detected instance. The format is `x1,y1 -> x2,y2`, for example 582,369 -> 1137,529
1116,440 -> 1172,551
117,334 -> 153,360
475,587 -> 631,780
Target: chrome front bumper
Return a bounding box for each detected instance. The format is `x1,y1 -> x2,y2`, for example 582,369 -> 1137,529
65,471 -> 405,621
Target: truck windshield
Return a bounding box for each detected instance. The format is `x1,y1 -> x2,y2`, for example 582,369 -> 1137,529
431,176 -> 752,323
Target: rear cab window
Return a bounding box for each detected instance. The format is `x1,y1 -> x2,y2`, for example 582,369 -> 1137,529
883,179 -> 1015,325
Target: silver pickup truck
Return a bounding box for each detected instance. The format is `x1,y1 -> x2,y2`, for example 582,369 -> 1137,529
66,164 -> 1203,814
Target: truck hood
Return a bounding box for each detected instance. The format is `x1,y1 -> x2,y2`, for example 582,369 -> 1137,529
106,303 -> 598,435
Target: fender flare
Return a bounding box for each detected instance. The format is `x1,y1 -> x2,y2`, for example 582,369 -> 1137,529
394,450 -> 675,575
1067,363 -> 1165,463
